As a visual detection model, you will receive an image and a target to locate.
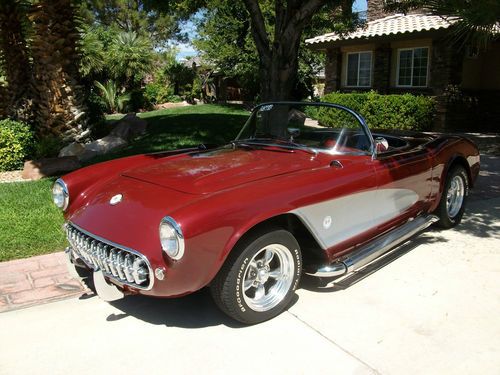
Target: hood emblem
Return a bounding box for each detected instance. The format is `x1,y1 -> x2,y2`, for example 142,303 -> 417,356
110,194 -> 123,205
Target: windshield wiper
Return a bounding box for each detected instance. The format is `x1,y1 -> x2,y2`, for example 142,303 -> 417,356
229,140 -> 263,150
272,139 -> 318,155
231,139 -> 317,155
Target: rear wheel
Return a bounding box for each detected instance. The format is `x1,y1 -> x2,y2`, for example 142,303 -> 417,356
435,165 -> 469,228
210,229 -> 302,324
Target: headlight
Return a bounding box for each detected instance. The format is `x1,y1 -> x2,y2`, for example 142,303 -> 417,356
159,216 -> 185,260
52,178 -> 69,210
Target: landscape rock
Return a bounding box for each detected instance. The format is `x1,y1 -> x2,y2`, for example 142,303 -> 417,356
58,142 -> 85,158
22,157 -> 81,180
155,101 -> 190,110
79,135 -> 127,161
288,108 -> 306,126
109,113 -> 147,141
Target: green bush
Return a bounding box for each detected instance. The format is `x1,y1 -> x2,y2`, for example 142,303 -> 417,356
321,91 -> 435,131
167,94 -> 182,103
33,136 -> 64,159
0,119 -> 34,171
144,82 -> 174,106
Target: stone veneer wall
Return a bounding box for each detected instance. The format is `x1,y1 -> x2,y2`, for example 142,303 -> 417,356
373,43 -> 391,93
325,47 -> 342,92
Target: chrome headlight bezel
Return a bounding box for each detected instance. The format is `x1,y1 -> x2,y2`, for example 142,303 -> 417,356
159,216 -> 185,260
52,178 -> 69,211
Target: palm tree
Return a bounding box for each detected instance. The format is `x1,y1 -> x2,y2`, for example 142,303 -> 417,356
108,31 -> 154,89
79,26 -> 107,79
0,0 -> 33,121
94,80 -> 131,113
386,0 -> 500,49
30,0 -> 89,141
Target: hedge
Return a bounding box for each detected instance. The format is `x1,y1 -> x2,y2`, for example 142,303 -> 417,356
320,91 -> 435,131
0,119 -> 34,172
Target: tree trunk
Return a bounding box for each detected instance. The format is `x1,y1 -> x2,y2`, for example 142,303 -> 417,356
0,0 -> 33,121
259,38 -> 301,101
242,0 -> 329,102
30,0 -> 89,141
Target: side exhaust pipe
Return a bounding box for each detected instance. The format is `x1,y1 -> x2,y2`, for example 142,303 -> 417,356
306,215 -> 438,278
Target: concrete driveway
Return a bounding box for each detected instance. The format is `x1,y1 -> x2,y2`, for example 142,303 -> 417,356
1,157 -> 498,375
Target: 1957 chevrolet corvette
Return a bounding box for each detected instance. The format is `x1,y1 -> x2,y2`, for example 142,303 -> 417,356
54,102 -> 480,324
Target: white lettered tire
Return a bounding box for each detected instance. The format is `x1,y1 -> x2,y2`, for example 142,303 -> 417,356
210,229 -> 302,324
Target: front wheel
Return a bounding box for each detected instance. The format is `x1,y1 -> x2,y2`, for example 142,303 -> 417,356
435,165 -> 469,228
210,229 -> 302,324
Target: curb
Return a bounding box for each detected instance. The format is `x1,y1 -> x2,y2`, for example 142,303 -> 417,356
0,252 -> 91,313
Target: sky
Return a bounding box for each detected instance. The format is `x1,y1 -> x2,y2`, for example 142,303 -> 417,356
175,0 -> 368,61
354,0 -> 368,12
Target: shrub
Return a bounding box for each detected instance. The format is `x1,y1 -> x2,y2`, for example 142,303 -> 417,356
144,82 -> 175,106
85,89 -> 106,125
94,80 -> 131,113
33,136 -> 64,159
166,94 -> 182,103
0,119 -> 34,171
321,91 -> 435,131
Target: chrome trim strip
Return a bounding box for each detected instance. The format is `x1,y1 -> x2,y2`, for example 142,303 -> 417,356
66,222 -> 154,290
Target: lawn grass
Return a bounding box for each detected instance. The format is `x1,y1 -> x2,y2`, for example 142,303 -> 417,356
0,104 -> 249,262
90,104 -> 249,163
0,179 -> 66,261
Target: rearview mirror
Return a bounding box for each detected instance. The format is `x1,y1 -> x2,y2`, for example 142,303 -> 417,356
287,128 -> 301,142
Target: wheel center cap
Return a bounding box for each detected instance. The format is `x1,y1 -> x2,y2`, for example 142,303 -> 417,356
257,269 -> 269,283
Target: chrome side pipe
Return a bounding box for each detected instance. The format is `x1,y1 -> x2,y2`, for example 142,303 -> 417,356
306,215 -> 439,278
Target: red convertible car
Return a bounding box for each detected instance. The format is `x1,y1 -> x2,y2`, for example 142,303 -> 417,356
55,102 -> 480,324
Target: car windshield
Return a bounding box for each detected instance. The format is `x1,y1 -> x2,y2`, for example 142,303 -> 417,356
235,102 -> 373,155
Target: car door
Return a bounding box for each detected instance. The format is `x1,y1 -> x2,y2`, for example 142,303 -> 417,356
371,147 -> 433,232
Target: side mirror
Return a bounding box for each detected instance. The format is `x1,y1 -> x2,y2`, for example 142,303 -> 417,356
374,137 -> 389,153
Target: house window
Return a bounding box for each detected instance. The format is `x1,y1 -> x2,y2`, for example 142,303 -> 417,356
397,47 -> 429,87
346,51 -> 372,87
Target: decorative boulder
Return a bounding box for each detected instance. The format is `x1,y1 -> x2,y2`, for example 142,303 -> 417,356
58,142 -> 85,158
288,108 -> 306,126
22,157 -> 81,180
109,113 -> 147,141
79,135 -> 127,161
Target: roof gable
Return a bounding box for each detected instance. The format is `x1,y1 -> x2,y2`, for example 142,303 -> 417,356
306,13 -> 456,45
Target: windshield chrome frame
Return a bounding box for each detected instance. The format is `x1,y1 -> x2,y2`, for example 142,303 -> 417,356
235,101 -> 376,159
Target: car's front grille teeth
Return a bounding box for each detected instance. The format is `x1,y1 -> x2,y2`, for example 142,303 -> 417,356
66,224 -> 152,290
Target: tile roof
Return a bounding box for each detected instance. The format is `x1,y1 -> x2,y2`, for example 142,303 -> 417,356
306,13 -> 456,45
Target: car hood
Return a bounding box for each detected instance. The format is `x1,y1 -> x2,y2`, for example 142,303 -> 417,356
121,148 -> 319,194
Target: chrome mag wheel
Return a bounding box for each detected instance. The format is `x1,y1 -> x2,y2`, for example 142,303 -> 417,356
446,175 -> 465,218
242,244 -> 295,312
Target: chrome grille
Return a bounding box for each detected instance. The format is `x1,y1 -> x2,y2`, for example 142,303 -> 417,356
66,223 -> 153,290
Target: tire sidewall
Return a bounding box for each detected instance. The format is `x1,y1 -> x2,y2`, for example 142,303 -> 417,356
232,230 -> 302,323
440,167 -> 469,227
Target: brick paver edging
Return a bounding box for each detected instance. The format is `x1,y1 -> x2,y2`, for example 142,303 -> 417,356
0,252 -> 90,312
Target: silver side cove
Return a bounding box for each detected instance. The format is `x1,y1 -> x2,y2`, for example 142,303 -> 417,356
305,215 -> 438,278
